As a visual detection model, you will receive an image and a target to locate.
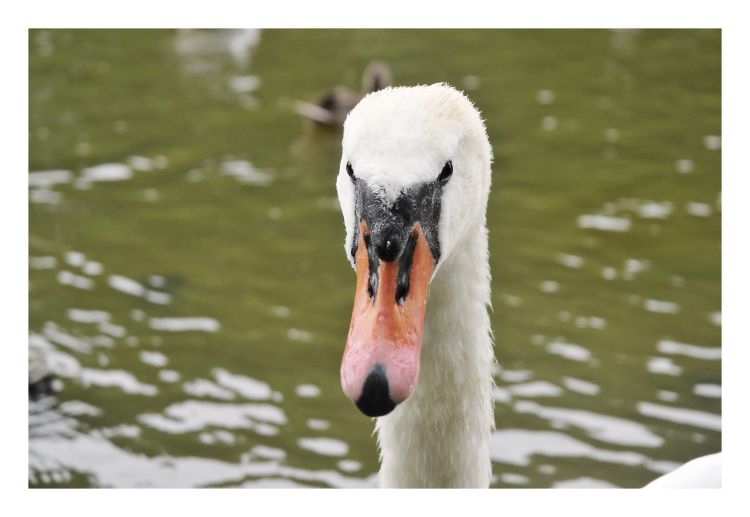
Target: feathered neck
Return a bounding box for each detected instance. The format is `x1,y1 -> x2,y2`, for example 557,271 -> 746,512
374,219 -> 495,488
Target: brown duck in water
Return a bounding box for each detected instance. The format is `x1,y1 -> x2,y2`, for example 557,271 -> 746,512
294,61 -> 392,127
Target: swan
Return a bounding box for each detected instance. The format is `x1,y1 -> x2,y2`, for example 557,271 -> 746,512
333,82 -> 721,490
645,452 -> 721,488
295,61 -> 392,127
336,83 -> 495,488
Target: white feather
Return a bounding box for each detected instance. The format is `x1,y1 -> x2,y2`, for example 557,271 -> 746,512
645,453 -> 721,488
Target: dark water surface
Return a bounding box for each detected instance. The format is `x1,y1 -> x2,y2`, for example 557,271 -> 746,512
28,29 -> 721,488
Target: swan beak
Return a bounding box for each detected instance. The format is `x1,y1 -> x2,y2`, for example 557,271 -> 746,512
341,222 -> 434,417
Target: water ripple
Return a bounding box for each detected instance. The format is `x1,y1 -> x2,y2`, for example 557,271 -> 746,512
213,368 -> 274,400
577,214 -> 631,232
298,437 -> 349,457
149,317 -> 219,332
656,339 -> 720,360
490,429 -> 677,473
139,400 -> 287,435
513,400 -> 664,447
637,402 -> 721,431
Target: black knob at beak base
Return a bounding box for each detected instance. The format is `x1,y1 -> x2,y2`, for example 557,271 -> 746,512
355,363 -> 396,417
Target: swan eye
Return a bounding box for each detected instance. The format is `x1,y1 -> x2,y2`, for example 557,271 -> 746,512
346,161 -> 356,183
438,160 -> 453,185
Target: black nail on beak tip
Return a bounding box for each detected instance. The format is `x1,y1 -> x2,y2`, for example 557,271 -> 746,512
355,363 -> 396,417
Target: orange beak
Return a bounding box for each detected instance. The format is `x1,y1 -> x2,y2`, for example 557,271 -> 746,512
340,221 -> 435,416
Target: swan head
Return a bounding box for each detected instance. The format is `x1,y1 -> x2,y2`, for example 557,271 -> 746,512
336,83 -> 492,417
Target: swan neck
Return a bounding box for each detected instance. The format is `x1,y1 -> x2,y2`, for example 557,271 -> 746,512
375,221 -> 495,488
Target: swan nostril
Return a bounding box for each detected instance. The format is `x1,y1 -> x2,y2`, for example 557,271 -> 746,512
355,363 -> 396,417
374,235 -> 402,262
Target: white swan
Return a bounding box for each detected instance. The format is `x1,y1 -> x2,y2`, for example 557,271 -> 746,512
336,83 -> 495,488
333,82 -> 721,490
645,452 -> 721,488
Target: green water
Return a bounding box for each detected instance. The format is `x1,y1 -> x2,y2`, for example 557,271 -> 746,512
28,29 -> 721,488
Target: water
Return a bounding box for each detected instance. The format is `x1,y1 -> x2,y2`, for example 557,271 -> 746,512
28,29 -> 721,488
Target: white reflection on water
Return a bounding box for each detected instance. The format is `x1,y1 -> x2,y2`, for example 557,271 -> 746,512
295,384 -> 321,398
703,135 -> 721,150
461,74 -> 480,91
98,321 -> 126,338
637,402 -> 721,431
489,429 -> 677,474
686,201 -> 712,217
77,163 -> 133,189
28,170 -> 73,205
139,350 -> 168,368
229,75 -> 260,93
637,201 -> 672,219
514,400 -> 663,448
307,418 -> 330,431
175,29 -> 261,70
128,155 -> 154,171
184,378 -> 236,401
657,390 -> 679,402
509,381 -> 562,398
81,260 -> 104,276
270,305 -> 290,318
98,424 -> 141,440
536,89 -> 555,105
65,251 -> 86,267
59,400 -> 103,417
554,477 -> 617,488
287,328 -> 313,342
30,189 -> 62,204
541,116 -> 557,131
693,384 -> 721,399
58,270 -> 94,290
67,308 -> 110,325
158,370 -> 180,383
149,317 -> 220,332
578,214 -> 631,232
247,445 -> 286,461
298,437 -> 349,457
562,377 -> 600,396
647,357 -> 683,376
221,159 -> 273,186
214,368 -> 274,400
556,253 -> 584,269
547,340 -> 592,363
199,430 -> 236,445
42,323 -> 92,353
31,429 -> 372,488
80,368 -> 158,396
499,369 -> 533,383
30,256 -> 57,269
337,459 -> 362,473
574,316 -> 606,330
30,333 -> 81,379
29,170 -> 72,188
108,274 -> 172,305
675,159 -> 694,174
493,386 -> 512,403
139,400 -> 287,435
500,473 -> 529,485
623,258 -> 650,280
656,339 -> 720,360
643,299 -> 680,314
